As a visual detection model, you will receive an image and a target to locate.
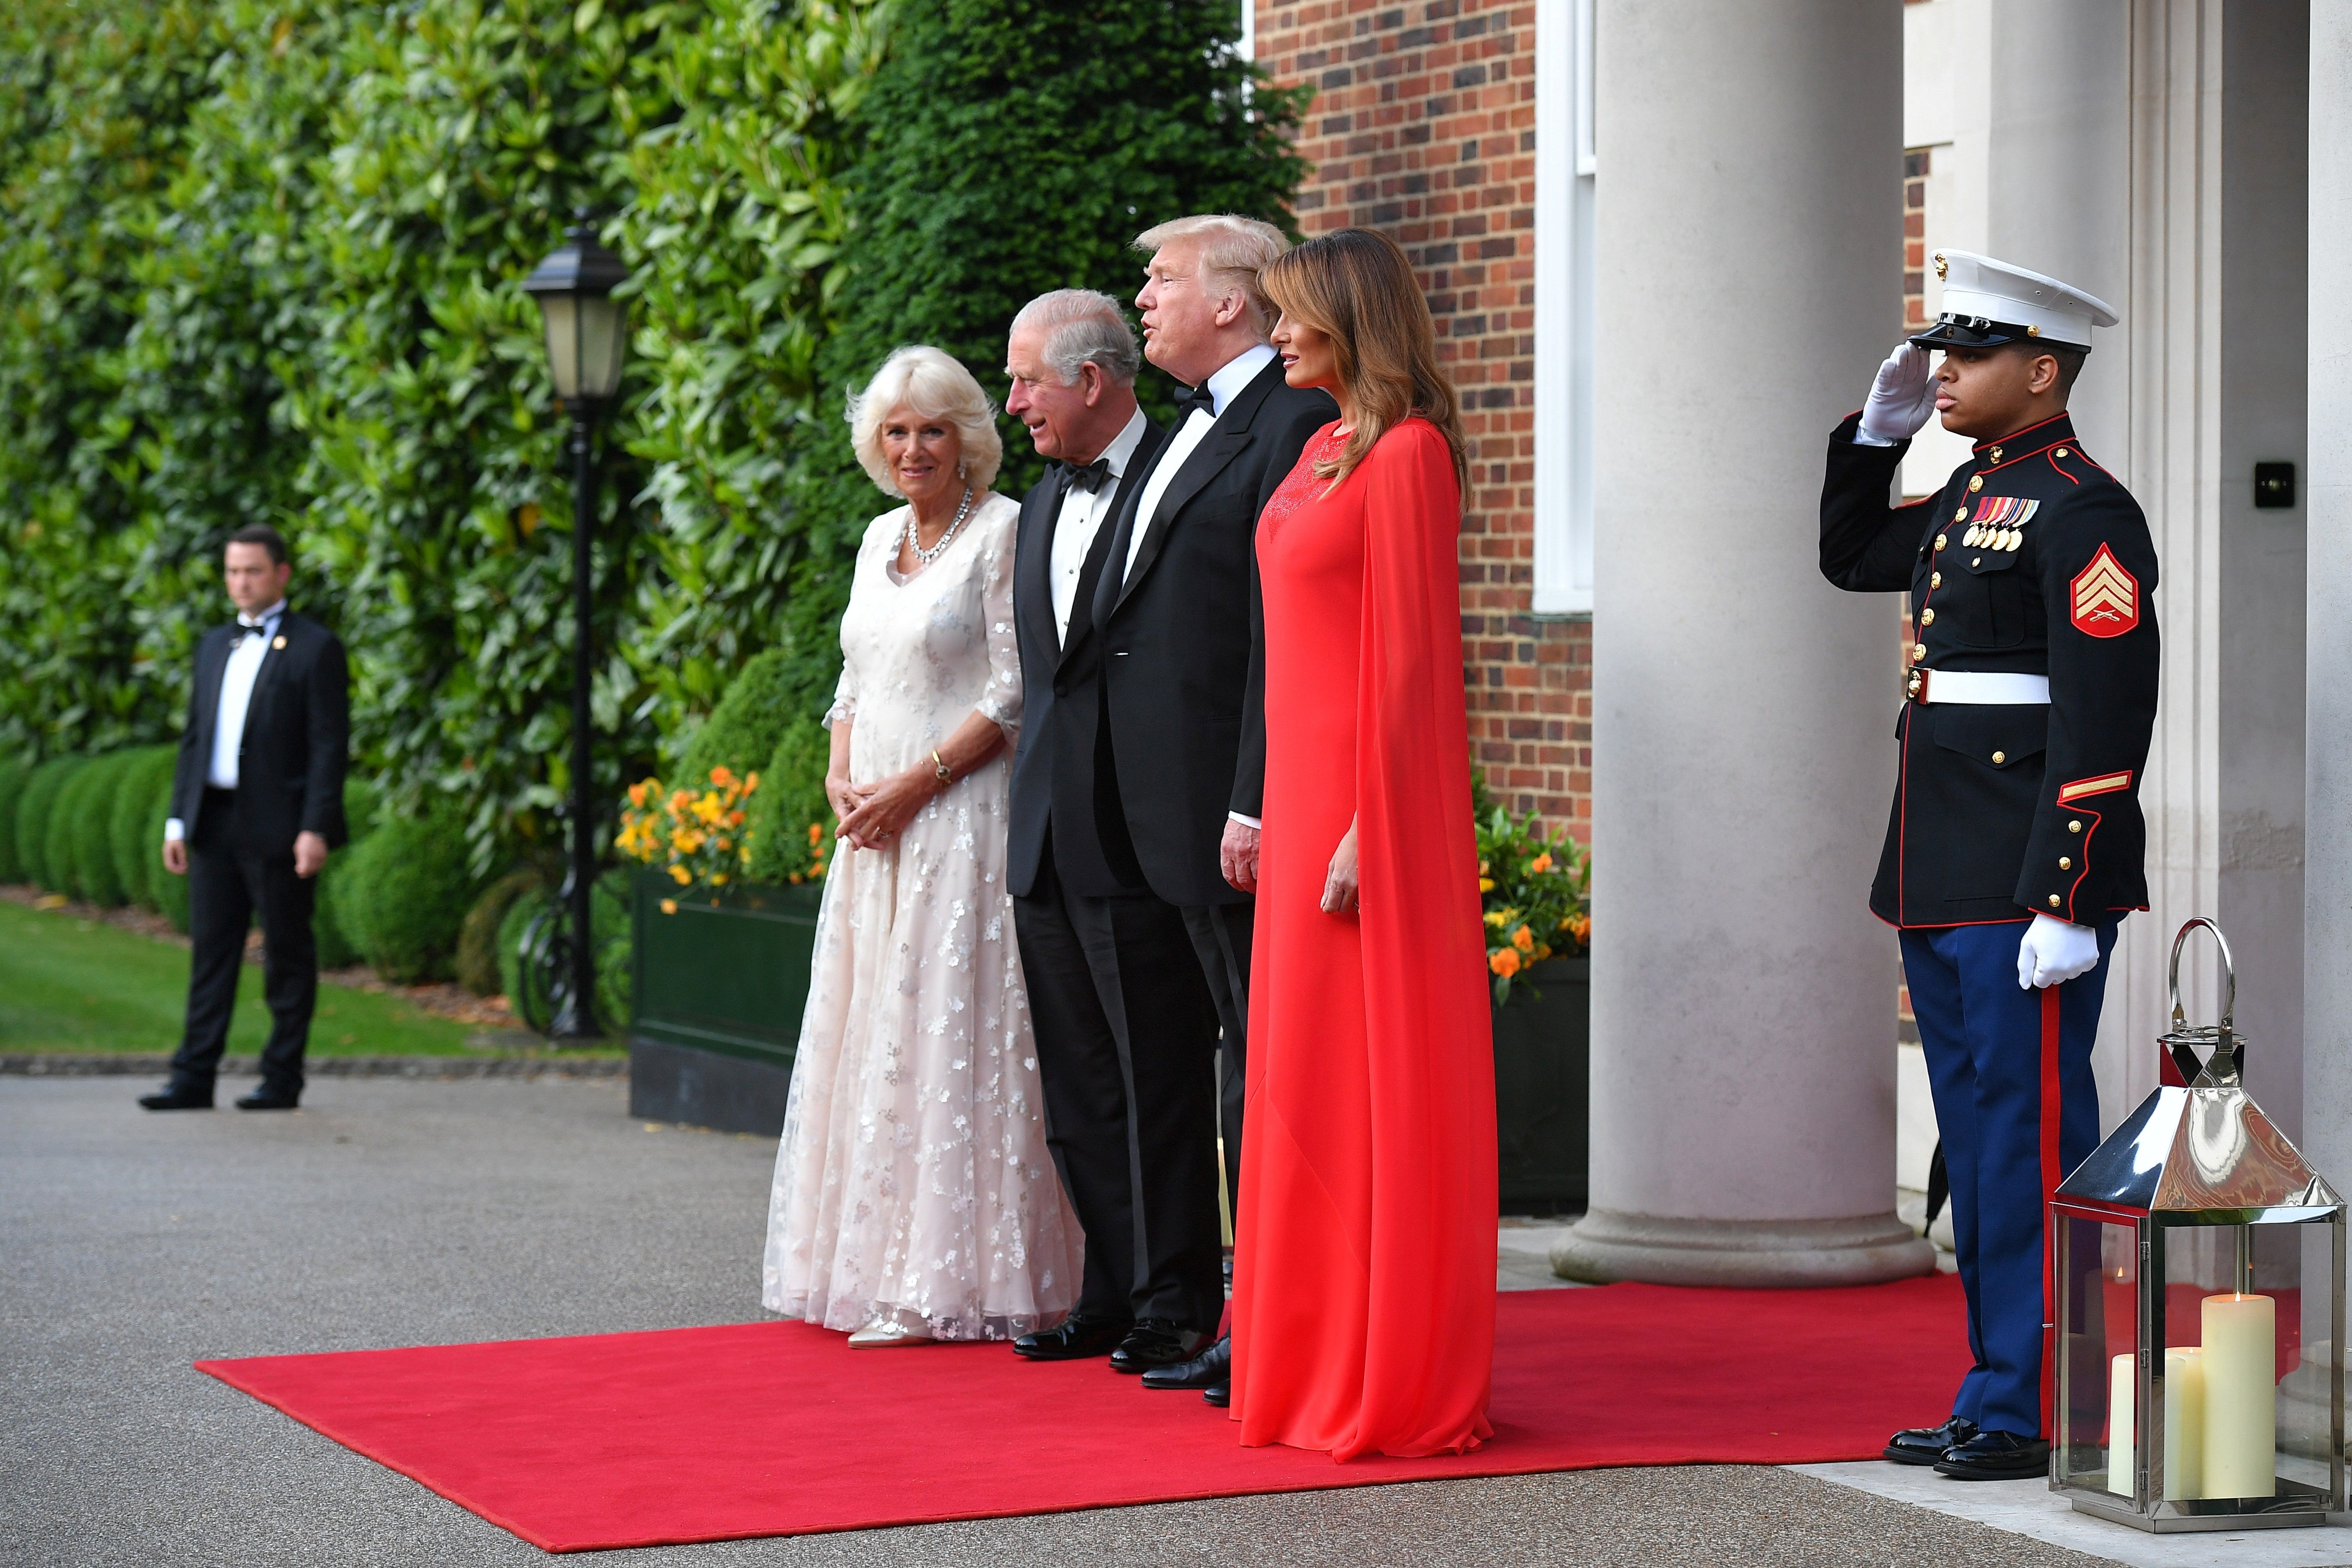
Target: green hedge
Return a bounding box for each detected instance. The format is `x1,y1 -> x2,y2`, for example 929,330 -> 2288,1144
0,758 -> 29,882
743,717 -> 834,886
143,783 -> 191,932
456,868 -> 543,997
108,746 -> 178,910
677,648 -> 803,792
332,804 -> 478,984
313,777 -> 383,970
17,755 -> 90,892
496,869 -> 631,1032
61,750 -> 140,906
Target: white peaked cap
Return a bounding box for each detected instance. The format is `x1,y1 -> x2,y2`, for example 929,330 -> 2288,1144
1912,249 -> 2119,353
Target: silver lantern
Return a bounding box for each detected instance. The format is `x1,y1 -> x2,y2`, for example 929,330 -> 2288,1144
2049,918 -> 2346,1531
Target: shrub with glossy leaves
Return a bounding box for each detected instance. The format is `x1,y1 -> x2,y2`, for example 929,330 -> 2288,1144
0,759 -> 30,882
332,806 -> 478,984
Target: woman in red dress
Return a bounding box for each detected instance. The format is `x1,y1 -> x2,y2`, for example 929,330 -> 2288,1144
1228,228 -> 1497,1460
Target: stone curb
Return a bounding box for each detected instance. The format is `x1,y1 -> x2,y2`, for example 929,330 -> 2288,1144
1,1054 -> 626,1080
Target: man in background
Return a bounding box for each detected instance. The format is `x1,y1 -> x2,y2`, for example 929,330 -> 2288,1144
143,524 -> 349,1112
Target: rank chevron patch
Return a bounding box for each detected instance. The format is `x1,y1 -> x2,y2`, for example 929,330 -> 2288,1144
2070,544 -> 2139,637
1970,495 -> 2039,527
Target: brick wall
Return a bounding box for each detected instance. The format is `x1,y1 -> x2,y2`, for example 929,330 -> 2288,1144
1253,0 -> 1590,842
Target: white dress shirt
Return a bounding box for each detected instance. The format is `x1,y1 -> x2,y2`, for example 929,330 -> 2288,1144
163,600 -> 284,842
1118,344 -> 1280,834
1050,408 -> 1147,647
1122,342 -> 1277,584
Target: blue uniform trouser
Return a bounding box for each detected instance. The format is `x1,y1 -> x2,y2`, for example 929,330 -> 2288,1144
1900,918 -> 2117,1439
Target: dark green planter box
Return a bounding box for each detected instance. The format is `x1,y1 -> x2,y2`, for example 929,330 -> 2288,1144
628,870 -> 824,1135
1493,956 -> 1590,1215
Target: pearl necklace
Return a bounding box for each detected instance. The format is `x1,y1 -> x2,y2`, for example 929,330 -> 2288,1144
904,487 -> 975,565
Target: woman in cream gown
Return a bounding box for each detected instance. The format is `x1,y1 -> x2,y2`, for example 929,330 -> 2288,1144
762,346 -> 1083,1345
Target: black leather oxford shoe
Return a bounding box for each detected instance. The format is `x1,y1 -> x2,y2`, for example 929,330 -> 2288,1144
1884,1415 -> 1977,1466
1203,1382 -> 1229,1408
235,1085 -> 300,1111
1934,1428 -> 2050,1481
1013,1318 -> 1132,1361
1109,1319 -> 1205,1375
1141,1334 -> 1230,1391
138,1083 -> 214,1111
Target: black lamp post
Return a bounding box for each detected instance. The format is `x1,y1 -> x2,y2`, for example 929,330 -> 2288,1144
521,216 -> 628,1041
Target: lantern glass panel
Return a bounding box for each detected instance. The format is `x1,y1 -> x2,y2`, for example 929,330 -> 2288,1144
577,295 -> 626,403
537,294 -> 582,402
2055,1215 -> 2140,1498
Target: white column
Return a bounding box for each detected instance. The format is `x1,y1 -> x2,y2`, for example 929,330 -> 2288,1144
1553,0 -> 1931,1286
2303,7 -> 2352,1189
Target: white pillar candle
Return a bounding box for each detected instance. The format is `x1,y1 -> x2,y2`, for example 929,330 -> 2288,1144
2164,1346 -> 2205,1501
2107,1353 -> 2135,1494
2202,1293 -> 2277,1498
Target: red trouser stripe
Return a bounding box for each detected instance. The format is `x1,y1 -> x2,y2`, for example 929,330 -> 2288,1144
2039,982 -> 2062,1439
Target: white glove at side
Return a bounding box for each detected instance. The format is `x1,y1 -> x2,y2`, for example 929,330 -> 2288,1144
2017,913 -> 2100,990
1855,342 -> 1939,446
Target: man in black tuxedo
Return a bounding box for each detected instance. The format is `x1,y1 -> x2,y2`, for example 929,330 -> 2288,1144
1000,289 -> 1215,1368
1103,216 -> 1336,1397
142,524 -> 350,1112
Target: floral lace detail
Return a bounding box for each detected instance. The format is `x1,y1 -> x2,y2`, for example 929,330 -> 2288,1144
1259,422 -> 1349,538
762,495 -> 1081,1339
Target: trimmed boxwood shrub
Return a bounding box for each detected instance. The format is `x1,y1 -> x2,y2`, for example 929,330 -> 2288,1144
0,758 -> 29,882
16,755 -> 90,892
743,716 -> 834,886
457,868 -> 543,996
677,648 -> 801,790
64,750 -> 139,907
313,777 -> 386,970
108,746 -> 178,911
143,784 -> 191,933
332,804 -> 477,984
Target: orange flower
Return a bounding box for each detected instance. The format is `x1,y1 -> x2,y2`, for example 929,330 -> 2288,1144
1529,852 -> 1552,874
627,780 -> 651,809
1512,925 -> 1534,953
807,822 -> 824,846
744,771 -> 761,793
1570,913 -> 1591,943
659,897 -> 678,915
709,765 -> 737,790
1489,948 -> 1521,978
727,809 -> 745,827
669,864 -> 692,885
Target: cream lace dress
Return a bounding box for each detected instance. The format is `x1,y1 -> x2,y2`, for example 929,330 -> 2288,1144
761,493 -> 1083,1339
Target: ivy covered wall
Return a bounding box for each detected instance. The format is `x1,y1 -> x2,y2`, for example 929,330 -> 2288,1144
0,0 -> 1303,867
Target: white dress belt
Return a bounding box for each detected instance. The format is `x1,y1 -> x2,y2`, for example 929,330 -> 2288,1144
1909,669 -> 2051,705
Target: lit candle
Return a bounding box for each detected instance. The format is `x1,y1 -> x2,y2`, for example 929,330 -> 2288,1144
2164,1346 -> 2204,1500
2107,1353 -> 2135,1495
2202,1292 -> 2276,1499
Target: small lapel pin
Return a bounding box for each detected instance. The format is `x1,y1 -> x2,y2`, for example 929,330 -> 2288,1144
272,635 -> 287,650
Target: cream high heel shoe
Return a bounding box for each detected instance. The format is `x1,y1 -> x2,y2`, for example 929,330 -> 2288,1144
847,1316 -> 937,1348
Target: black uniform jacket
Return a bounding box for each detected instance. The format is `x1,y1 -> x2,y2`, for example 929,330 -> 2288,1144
1007,417 -> 1170,901
1820,411 -> 2158,929
1090,357 -> 1337,909
169,607 -> 352,856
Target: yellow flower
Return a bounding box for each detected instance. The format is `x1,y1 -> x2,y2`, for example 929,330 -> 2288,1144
744,771 -> 760,793
1483,910 -> 1507,928
693,794 -> 725,825
1478,877 -> 1496,892
659,897 -> 678,915
1489,948 -> 1521,978
1478,859 -> 1488,875
1512,925 -> 1534,953
669,864 -> 692,886
710,872 -> 728,886
1534,943 -> 1553,961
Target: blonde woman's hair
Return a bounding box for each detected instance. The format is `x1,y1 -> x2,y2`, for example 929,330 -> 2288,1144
1259,228 -> 1467,488
847,345 -> 1004,497
1132,214 -> 1291,339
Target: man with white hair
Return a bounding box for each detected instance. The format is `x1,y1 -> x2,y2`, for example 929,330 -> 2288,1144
1077,215 -> 1337,1398
999,289 -> 1206,1370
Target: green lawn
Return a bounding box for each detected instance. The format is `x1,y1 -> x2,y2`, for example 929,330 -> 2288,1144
0,899 -> 480,1055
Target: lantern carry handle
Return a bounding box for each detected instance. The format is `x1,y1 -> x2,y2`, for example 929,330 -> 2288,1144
2164,916 -> 2240,1086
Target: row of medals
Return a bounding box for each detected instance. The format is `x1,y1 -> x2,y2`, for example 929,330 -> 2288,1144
1955,508 -> 2026,554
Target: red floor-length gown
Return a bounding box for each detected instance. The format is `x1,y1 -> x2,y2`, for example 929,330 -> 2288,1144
1230,414 -> 1498,1460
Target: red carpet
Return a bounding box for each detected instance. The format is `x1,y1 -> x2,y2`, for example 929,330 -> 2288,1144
198,1274 -> 1968,1552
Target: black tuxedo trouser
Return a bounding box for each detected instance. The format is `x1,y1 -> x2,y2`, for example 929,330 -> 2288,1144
172,788 -> 316,1094
1014,854 -> 1223,1331
1180,901 -> 1253,1225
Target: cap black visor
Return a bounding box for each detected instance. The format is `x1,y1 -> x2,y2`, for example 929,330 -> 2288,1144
1909,314 -> 2088,353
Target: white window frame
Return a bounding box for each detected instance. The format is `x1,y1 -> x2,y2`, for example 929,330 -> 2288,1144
1532,0 -> 1596,616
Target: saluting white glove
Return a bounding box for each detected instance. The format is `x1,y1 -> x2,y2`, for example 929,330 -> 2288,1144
2017,913 -> 2100,990
1856,342 -> 1939,446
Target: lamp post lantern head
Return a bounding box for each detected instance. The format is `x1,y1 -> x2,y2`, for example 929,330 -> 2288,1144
522,216 -> 629,411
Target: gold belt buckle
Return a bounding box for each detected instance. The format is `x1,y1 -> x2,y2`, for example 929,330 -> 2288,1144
1906,668 -> 1929,704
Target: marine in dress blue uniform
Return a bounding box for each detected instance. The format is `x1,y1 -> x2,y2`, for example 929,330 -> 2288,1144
1819,252 -> 2160,1481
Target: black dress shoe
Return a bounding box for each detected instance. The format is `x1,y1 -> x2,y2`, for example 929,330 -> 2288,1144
1934,1428 -> 2050,1481
1109,1319 -> 1205,1375
235,1085 -> 300,1111
1884,1415 -> 1977,1466
1013,1318 -> 1132,1361
1142,1334 -> 1230,1391
1203,1382 -> 1229,1408
138,1084 -> 214,1111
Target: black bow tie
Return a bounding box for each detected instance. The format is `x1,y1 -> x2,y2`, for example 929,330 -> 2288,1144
1058,457 -> 1112,495
1174,383 -> 1217,419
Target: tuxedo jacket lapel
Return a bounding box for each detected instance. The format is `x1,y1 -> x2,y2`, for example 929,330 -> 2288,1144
191,627 -> 233,761
1108,357 -> 1291,619
1015,481 -> 1063,671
